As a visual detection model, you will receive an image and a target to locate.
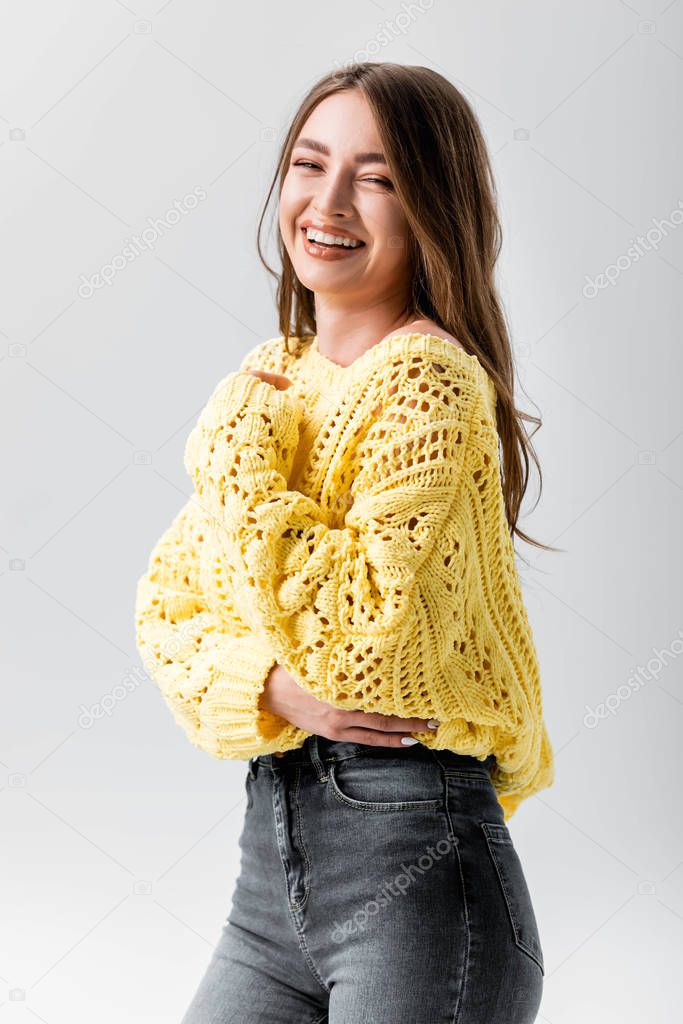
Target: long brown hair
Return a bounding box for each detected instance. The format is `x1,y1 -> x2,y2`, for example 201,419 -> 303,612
256,62 -> 560,555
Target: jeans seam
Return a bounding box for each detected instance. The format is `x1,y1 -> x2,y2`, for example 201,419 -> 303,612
443,770 -> 490,782
289,915 -> 331,996
290,766 -> 312,911
441,775 -> 470,1024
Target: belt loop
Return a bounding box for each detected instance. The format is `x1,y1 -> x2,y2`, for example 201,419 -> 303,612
427,747 -> 449,773
308,734 -> 328,782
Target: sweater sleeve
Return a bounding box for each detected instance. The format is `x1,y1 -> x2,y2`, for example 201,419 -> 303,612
183,361 -> 478,719
134,493 -> 311,759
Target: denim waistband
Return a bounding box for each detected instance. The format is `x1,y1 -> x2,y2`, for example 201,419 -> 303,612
251,734 -> 496,779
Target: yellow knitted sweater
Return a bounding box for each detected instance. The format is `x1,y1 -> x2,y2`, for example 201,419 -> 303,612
134,332 -> 554,820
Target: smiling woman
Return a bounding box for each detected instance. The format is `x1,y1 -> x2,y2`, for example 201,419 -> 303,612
136,61 -> 555,1024
275,91 -> 416,346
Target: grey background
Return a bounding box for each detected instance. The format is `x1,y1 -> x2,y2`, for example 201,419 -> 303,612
2,0 -> 682,1021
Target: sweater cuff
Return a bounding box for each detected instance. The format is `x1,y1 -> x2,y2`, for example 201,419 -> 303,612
234,371 -> 302,478
204,639 -> 309,758
184,370 -> 302,487
234,369 -> 300,416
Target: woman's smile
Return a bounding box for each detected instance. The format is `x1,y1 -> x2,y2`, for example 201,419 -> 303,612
299,224 -> 368,261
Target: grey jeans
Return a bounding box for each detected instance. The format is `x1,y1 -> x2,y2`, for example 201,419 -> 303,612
180,734 -> 545,1023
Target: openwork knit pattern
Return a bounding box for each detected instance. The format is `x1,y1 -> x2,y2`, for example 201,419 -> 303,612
134,332 -> 554,820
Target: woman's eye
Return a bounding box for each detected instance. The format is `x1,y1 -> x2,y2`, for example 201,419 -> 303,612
292,161 -> 393,191
363,177 -> 393,190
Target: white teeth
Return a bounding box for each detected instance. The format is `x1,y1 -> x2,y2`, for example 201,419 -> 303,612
305,227 -> 363,248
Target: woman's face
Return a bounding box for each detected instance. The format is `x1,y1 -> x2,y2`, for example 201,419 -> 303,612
279,90 -> 411,308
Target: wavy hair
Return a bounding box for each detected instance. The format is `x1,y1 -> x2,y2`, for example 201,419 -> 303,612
256,62 -> 559,554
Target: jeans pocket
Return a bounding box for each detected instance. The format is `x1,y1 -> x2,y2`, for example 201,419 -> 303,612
329,754 -> 443,812
481,821 -> 545,975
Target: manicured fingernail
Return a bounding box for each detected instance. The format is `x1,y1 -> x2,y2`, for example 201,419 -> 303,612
401,737 -> 419,745
427,720 -> 440,729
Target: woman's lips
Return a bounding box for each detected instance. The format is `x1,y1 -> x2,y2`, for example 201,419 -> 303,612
299,226 -> 366,260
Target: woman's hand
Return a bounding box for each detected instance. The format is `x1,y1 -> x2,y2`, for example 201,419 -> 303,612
247,368 -> 293,390
261,664 -> 439,749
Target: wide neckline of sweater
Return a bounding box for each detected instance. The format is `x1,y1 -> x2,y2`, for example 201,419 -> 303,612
300,331 -> 496,404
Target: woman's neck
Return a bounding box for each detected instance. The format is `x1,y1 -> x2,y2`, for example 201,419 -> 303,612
312,300 -> 419,367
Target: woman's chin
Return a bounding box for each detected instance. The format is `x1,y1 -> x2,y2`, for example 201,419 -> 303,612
292,262 -> 361,291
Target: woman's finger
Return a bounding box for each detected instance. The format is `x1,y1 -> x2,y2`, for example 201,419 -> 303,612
246,368 -> 293,390
342,710 -> 438,733
332,727 -> 423,748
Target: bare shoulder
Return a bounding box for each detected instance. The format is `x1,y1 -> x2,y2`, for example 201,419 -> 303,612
392,318 -> 467,352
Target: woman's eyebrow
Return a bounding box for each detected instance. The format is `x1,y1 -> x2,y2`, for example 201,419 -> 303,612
293,137 -> 387,165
